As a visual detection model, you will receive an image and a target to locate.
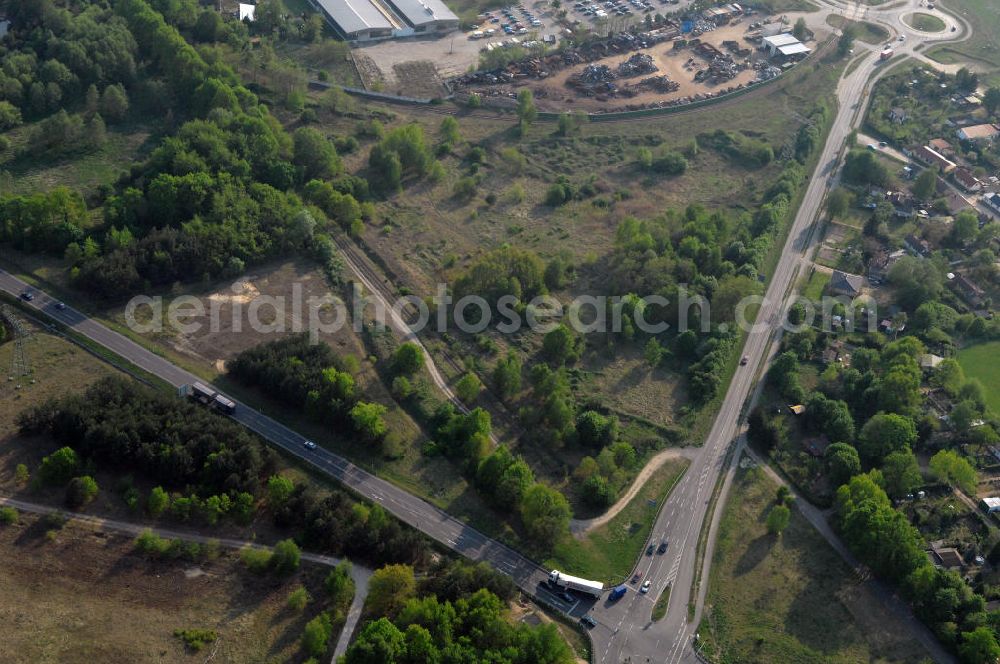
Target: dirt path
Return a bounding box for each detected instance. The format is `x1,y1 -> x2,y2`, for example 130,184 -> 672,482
0,495 -> 373,661
569,446 -> 700,536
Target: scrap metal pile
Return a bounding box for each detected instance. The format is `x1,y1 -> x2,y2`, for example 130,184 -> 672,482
618,53 -> 658,77
567,64 -> 618,95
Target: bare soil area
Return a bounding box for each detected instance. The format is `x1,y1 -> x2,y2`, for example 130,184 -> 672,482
0,515 -> 329,664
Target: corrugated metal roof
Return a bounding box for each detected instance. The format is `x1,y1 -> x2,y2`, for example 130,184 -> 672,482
386,0 -> 457,26
763,33 -> 800,47
315,0 -> 395,35
777,43 -> 810,55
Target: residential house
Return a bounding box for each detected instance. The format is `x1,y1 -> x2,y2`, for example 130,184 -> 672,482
982,496 -> 1000,514
984,192 -> 1000,215
868,248 -> 906,283
889,106 -> 908,124
920,353 -> 944,370
905,233 -> 932,257
952,273 -> 985,307
953,167 -> 982,193
929,545 -> 965,571
827,270 -> 864,297
956,123 -> 1000,143
928,138 -> 954,156
914,145 -> 957,174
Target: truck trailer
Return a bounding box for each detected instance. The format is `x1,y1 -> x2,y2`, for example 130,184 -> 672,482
179,383 -> 238,415
548,570 -> 604,598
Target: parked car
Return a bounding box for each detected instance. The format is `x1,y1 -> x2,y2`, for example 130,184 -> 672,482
559,591 -> 574,603
632,570 -> 643,583
581,614 -> 597,628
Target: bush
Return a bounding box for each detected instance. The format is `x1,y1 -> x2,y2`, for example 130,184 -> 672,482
455,373 -> 481,404
241,546 -> 273,573
287,586 -> 310,611
65,475 -> 99,508
0,506 -> 18,525
302,612 -> 334,657
174,628 -> 217,652
271,538 -> 302,574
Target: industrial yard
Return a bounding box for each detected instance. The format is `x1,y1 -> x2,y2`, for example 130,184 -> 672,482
451,17 -> 810,112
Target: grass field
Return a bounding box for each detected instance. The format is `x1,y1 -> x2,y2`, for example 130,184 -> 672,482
547,457 -> 690,582
0,122 -> 155,197
0,327 -> 115,437
825,15 -> 890,45
0,514 -> 339,664
801,269 -> 831,301
926,0 -> 1000,73
957,341 -> 1000,416
905,12 -> 946,32
697,462 -> 931,663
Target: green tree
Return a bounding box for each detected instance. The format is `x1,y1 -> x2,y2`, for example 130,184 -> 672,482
350,402 -> 388,442
516,89 -> 537,127
983,87 -> 1000,116
271,538 -> 301,574
520,484 -> 571,542
888,256 -> 943,310
455,372 -> 481,404
793,17 -> 807,40
0,101 -> 22,131
287,586 -> 310,611
65,475 -> 99,508
881,450 -> 922,498
99,84 -> 129,123
367,564 -> 416,618
148,486 -> 169,517
542,324 -> 581,365
393,342 -> 424,375
302,611 -> 334,658
325,562 -> 355,606
493,352 -> 522,399
837,25 -> 856,56
913,167 -> 938,200
293,127 -> 341,181
14,463 -> 29,485
766,504 -> 791,535
858,412 -> 917,464
344,617 -> 405,664
959,626 -> 1000,664
929,450 -> 977,494
267,474 -> 294,507
826,187 -> 851,219
37,447 -> 79,486
825,442 -> 861,488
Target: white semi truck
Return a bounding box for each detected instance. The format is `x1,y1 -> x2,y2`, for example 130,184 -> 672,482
548,570 -> 604,598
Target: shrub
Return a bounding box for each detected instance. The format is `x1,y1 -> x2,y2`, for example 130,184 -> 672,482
0,506 -> 17,525
174,628 -> 217,652
287,586 -> 310,611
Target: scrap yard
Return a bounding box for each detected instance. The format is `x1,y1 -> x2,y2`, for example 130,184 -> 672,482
450,15 -> 801,112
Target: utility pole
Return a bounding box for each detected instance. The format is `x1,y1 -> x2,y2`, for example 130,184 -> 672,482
2,305 -> 33,389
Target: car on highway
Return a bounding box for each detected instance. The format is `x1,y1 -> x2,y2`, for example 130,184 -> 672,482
303,440 -> 317,450
55,302 -> 66,310
632,570 -> 643,583
559,591 -> 574,603
20,291 -> 33,301
646,543 -> 655,555
740,356 -> 748,366
640,580 -> 651,593
657,539 -> 669,554
581,614 -> 597,628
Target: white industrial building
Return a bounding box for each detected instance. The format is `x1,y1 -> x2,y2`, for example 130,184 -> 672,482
308,0 -> 457,41
762,33 -> 811,58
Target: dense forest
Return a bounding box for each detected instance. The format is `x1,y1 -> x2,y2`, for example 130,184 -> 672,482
19,375 -> 429,567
